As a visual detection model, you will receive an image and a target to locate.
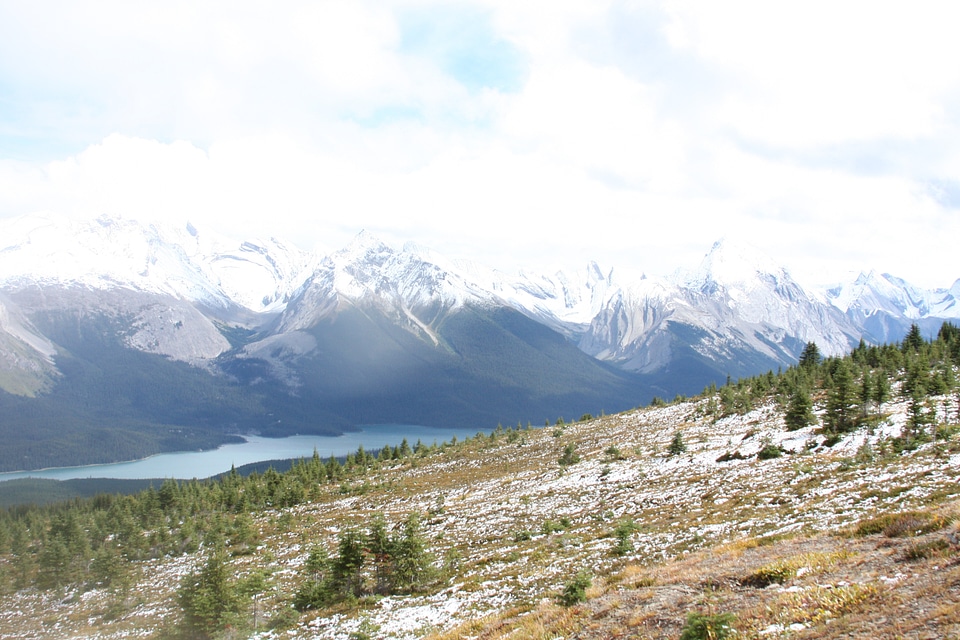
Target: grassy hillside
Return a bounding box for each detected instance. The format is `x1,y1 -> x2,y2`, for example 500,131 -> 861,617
0,324 -> 958,638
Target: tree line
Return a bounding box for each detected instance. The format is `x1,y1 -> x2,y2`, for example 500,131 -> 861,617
707,322 -> 960,449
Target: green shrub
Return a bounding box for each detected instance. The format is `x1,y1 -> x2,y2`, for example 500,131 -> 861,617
854,511 -> 950,538
680,612 -> 735,640
742,560 -> 796,587
903,538 -> 952,561
558,444 -> 580,467
716,451 -> 747,462
613,518 -> 639,556
268,606 -> 299,630
756,444 -> 783,460
541,519 -> 567,535
558,570 -> 591,606
604,445 -> 623,460
512,530 -> 532,542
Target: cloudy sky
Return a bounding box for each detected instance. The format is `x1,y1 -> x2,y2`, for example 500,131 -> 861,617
1,1 -> 959,288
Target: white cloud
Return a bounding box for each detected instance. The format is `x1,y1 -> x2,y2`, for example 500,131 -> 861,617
0,1 -> 959,290
665,1 -> 960,147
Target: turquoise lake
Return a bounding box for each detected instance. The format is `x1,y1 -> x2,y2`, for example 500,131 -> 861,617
0,424 -> 484,482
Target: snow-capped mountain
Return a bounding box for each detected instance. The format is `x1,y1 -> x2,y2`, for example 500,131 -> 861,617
274,231 -> 499,336
1,214 -> 956,378
825,270 -> 960,343
2,212 -> 959,472
578,239 -> 858,377
396,246 -> 618,336
0,213 -> 315,314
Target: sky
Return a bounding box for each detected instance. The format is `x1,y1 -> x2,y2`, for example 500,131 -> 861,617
1,1 -> 959,289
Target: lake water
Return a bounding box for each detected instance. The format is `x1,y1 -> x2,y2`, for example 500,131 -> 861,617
0,424 -> 485,482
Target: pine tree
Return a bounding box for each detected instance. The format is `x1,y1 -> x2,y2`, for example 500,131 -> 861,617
784,385 -> 815,431
824,359 -> 857,434
799,342 -> 822,371
90,544 -> 130,591
367,514 -> 393,594
613,518 -> 639,556
558,443 -> 580,467
331,528 -> 366,597
293,546 -> 332,611
874,372 -> 890,416
178,547 -> 245,637
390,513 -> 432,593
36,539 -> 73,589
668,431 -> 687,456
902,323 -> 925,353
859,369 -> 873,417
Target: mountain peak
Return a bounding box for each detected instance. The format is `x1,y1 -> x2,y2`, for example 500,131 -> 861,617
335,230 -> 393,263
682,237 -> 785,290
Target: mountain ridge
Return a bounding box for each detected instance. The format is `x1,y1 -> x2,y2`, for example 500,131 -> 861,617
1,213 -> 958,471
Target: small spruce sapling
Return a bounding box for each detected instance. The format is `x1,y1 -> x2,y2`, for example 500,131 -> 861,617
558,570 -> 592,606
668,431 -> 687,456
558,443 -> 580,467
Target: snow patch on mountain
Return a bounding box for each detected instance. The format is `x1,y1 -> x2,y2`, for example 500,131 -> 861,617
401,240 -> 618,333
0,213 -> 314,314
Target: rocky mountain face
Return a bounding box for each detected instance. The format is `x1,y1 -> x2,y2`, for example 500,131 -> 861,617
0,213 -> 957,470
825,270 -> 960,344
577,240 -> 859,380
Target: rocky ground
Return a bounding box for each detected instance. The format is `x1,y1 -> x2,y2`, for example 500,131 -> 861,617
2,391 -> 959,639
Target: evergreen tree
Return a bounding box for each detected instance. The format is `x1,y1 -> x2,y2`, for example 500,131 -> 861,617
668,431 -> 687,456
902,323 -> 925,353
293,547 -> 332,611
873,372 -> 890,416
904,375 -> 933,443
331,528 -> 366,598
824,359 -> 857,434
558,443 -> 580,467
799,342 -> 822,371
10,523 -> 34,589
367,514 -> 393,594
718,385 -> 737,416
178,547 -> 245,637
784,385 -> 815,431
857,369 -> 875,417
36,539 -> 73,589
390,513 -> 433,593
89,544 -> 130,591
613,518 -> 639,556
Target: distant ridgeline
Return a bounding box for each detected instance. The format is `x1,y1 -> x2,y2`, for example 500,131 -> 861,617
0,322 -> 957,633
3,221 -> 958,475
